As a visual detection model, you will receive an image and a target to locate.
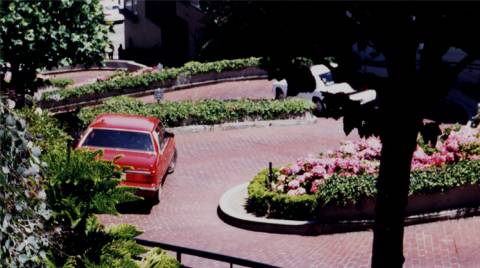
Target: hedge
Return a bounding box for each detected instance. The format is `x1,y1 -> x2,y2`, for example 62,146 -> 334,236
78,96 -> 314,127
247,160 -> 480,220
42,57 -> 261,101
47,78 -> 75,88
247,169 -> 318,220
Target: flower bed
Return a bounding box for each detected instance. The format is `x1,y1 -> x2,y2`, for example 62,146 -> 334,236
247,126 -> 480,220
78,96 -> 314,128
41,57 -> 262,104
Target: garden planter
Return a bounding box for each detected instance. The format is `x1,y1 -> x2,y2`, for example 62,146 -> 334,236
315,184 -> 480,222
405,183 -> 480,215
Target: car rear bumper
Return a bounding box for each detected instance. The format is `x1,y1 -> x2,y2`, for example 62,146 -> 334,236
119,181 -> 159,198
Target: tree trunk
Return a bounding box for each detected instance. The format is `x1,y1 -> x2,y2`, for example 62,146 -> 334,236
372,115 -> 419,267
370,16 -> 420,266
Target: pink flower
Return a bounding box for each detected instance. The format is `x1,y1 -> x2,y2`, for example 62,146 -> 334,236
445,139 -> 460,152
287,190 -> 297,196
413,147 -> 428,160
339,141 -> 357,155
280,167 -> 292,176
288,179 -> 300,189
431,153 -> 447,166
277,175 -> 287,182
444,152 -> 455,163
291,165 -> 302,175
275,184 -> 285,192
296,187 -> 306,195
296,174 -> 306,183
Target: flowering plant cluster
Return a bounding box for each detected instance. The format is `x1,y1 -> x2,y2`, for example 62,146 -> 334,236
271,126 -> 480,196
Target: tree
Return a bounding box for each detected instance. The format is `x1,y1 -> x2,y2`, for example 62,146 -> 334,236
0,0 -> 110,106
203,2 -> 480,267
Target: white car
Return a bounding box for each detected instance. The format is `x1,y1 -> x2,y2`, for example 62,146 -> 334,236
102,0 -> 124,23
273,64 -> 376,112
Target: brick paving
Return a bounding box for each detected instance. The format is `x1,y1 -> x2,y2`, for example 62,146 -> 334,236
43,70 -> 117,86
98,79 -> 480,267
99,118 -> 480,268
138,79 -> 274,103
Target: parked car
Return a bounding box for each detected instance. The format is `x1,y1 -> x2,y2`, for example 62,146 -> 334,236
272,64 -> 376,113
77,114 -> 177,202
101,0 -> 124,24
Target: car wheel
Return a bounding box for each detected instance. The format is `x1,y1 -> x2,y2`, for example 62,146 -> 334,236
167,149 -> 177,174
275,88 -> 286,100
151,186 -> 163,204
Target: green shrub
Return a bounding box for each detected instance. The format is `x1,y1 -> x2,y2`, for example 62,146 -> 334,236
247,169 -> 317,220
247,169 -> 275,216
17,106 -> 71,153
43,149 -> 140,266
0,100 -> 51,267
317,173 -> 377,207
138,248 -> 180,268
42,57 -> 261,101
409,160 -> 480,194
247,160 -> 480,219
78,96 -> 314,127
48,78 -> 75,88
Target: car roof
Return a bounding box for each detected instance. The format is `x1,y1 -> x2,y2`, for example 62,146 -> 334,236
310,64 -> 331,75
89,114 -> 160,132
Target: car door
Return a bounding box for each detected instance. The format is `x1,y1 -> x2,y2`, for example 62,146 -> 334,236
155,125 -> 175,178
159,124 -> 175,166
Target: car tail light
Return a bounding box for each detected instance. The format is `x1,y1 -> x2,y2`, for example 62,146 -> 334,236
125,170 -> 153,182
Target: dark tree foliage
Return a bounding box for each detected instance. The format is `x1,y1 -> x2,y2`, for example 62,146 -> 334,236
0,0 -> 110,106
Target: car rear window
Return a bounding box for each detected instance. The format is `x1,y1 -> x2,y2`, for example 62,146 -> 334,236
82,129 -> 154,152
319,72 -> 334,86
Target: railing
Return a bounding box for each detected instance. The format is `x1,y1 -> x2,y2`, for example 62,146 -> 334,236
135,238 -> 279,268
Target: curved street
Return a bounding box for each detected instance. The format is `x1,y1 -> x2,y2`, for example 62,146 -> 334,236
100,80 -> 480,268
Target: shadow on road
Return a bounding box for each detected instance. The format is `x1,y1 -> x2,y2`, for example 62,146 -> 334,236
116,199 -> 157,214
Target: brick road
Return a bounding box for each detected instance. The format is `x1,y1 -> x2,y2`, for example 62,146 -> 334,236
138,79 -> 274,103
99,118 -> 480,268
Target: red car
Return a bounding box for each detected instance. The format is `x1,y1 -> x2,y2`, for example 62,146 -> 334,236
77,114 -> 177,201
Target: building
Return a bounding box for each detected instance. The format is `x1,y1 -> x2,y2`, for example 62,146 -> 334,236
120,0 -> 205,66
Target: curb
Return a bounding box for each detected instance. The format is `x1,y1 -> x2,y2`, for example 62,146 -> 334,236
218,183 -> 480,235
169,114 -> 317,134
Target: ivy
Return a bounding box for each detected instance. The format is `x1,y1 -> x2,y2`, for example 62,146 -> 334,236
0,99 -> 51,267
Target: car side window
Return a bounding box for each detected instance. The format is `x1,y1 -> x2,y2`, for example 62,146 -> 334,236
156,126 -> 166,151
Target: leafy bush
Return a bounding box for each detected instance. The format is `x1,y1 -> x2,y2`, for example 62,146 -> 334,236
47,78 -> 75,88
247,169 -> 317,220
42,57 -> 261,101
78,96 -> 314,127
43,149 -> 140,266
316,173 -> 377,207
139,248 -> 180,268
17,106 -> 71,153
0,100 -> 51,267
